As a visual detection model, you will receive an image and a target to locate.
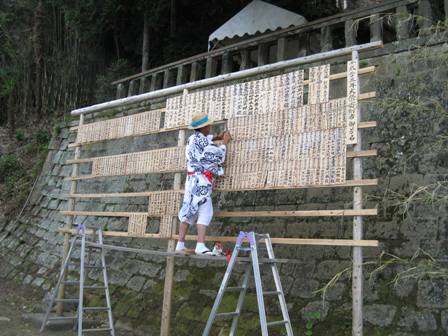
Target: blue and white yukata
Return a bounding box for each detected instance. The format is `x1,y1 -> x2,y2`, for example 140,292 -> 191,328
178,131 -> 226,226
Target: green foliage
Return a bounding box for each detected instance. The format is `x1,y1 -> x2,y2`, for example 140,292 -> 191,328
14,129 -> 25,141
94,58 -> 135,103
304,311 -> 321,336
0,154 -> 21,183
36,129 -> 50,146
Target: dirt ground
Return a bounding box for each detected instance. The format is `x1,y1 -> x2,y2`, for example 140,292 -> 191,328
0,279 -> 73,336
0,279 -> 140,336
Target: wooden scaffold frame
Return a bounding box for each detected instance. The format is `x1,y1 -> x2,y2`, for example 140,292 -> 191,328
58,41 -> 383,336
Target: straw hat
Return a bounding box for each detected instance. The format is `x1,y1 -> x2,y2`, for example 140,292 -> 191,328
188,113 -> 213,130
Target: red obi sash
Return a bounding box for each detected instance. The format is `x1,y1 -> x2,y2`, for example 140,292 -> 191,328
187,171 -> 214,183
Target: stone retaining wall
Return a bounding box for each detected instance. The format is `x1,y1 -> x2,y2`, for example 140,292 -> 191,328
1,37 -> 447,335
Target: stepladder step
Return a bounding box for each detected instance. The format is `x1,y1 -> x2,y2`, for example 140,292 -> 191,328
215,312 -> 239,319
267,320 -> 289,327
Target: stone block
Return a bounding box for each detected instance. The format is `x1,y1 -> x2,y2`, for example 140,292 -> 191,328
398,307 -> 437,331
126,275 -> 146,291
174,269 -> 190,282
290,278 -> 320,299
47,199 -> 60,210
31,277 -> 45,287
315,260 -> 351,281
109,270 -> 133,287
441,310 -> 448,332
364,304 -> 397,327
138,262 -> 162,278
417,279 -> 448,308
394,278 -> 416,298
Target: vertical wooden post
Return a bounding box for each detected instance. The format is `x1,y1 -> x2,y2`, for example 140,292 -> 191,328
116,83 -> 125,99
160,89 -> 187,336
221,52 -> 231,74
396,5 -> 410,40
321,26 -> 333,52
257,43 -> 268,66
56,113 -> 84,315
239,49 -> 249,70
370,14 -> 383,42
351,50 -> 363,336
345,19 -> 356,47
205,57 -> 217,78
276,37 -> 287,61
190,62 -> 199,82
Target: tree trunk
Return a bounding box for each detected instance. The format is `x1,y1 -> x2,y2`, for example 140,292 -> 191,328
33,0 -> 44,116
7,93 -> 15,135
142,14 -> 150,72
170,0 -> 176,39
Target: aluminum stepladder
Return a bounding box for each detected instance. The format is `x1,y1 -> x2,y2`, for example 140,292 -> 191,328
40,225 -> 115,335
202,231 -> 294,336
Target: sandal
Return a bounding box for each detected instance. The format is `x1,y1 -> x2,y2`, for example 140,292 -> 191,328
195,248 -> 215,256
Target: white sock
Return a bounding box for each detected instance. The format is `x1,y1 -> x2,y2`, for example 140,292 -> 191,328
176,241 -> 185,251
195,242 -> 209,253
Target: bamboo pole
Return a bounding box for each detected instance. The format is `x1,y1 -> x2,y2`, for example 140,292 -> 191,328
160,89 -> 187,336
351,50 -> 363,336
56,113 -> 83,314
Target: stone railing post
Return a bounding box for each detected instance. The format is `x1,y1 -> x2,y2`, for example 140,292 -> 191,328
417,0 -> 433,35
163,69 -> 171,88
116,83 -> 125,99
240,49 -> 249,70
445,0 -> 448,20
321,26 -> 333,52
149,74 -> 157,91
396,5 -> 410,40
297,33 -> 308,57
222,52 -> 231,74
176,65 -> 185,85
190,62 -> 199,82
139,77 -> 149,94
205,56 -> 217,78
127,80 -> 137,97
370,14 -> 383,42
345,19 -> 356,47
276,37 -> 287,61
257,43 -> 268,66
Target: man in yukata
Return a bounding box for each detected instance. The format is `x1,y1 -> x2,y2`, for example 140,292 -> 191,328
176,113 -> 232,255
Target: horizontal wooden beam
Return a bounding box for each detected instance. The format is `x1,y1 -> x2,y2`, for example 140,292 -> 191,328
66,179 -> 377,198
65,149 -> 377,166
215,209 -> 377,217
62,208 -> 377,218
358,121 -> 377,129
359,91 -> 376,100
347,149 -> 377,158
59,228 -> 160,239
68,190 -> 184,198
177,234 -> 379,247
58,228 -> 378,247
69,115 -> 377,136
